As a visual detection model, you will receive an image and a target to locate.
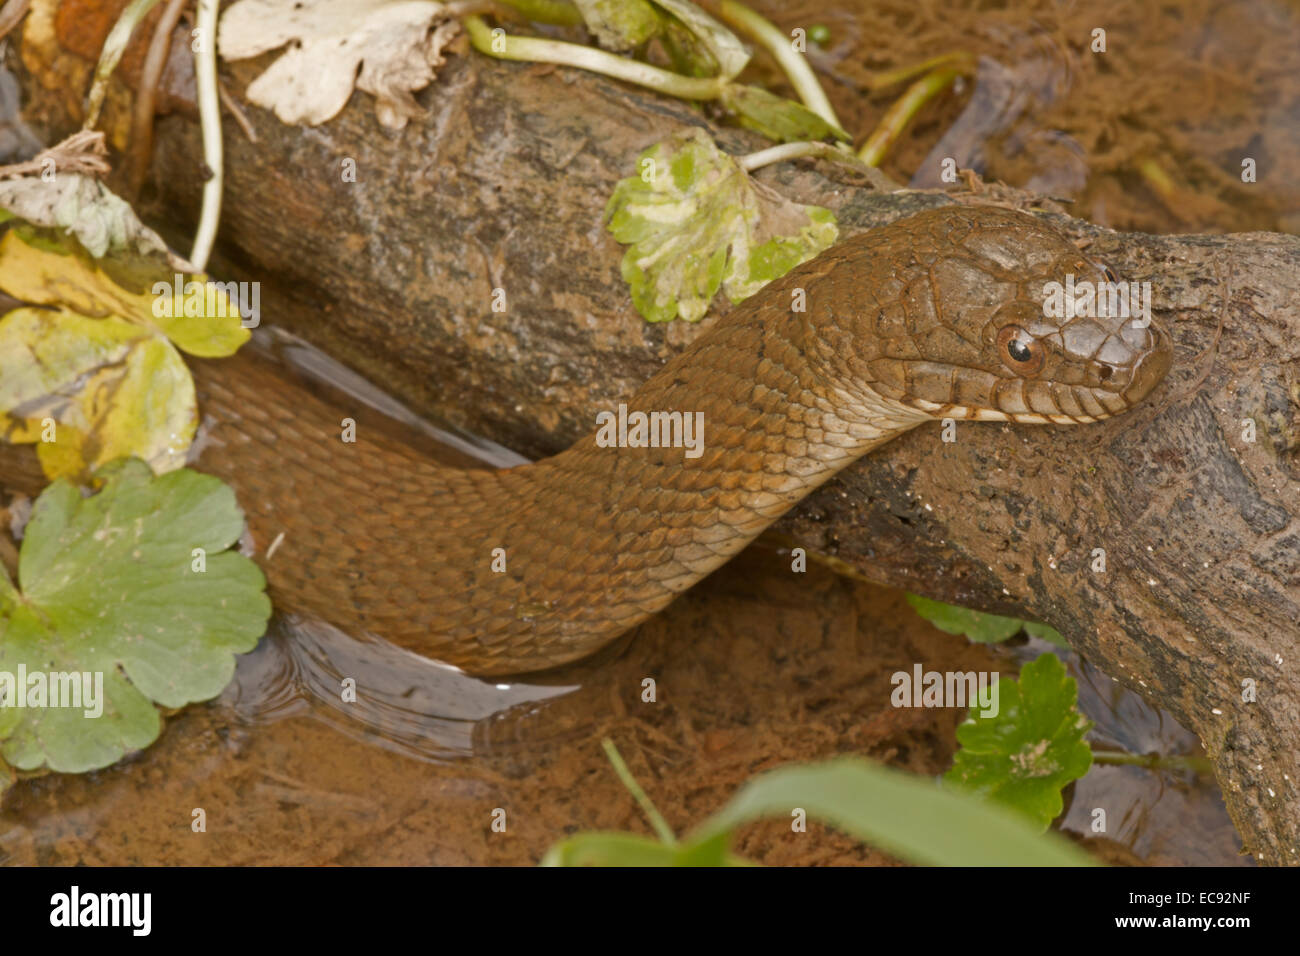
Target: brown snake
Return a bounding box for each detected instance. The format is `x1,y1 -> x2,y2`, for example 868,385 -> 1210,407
19,205 -> 1175,676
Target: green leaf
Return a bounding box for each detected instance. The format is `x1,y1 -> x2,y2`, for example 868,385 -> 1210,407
541,753 -> 1096,866
1024,621 -> 1067,647
694,756 -> 1096,866
605,128 -> 838,322
541,830 -> 750,866
658,10 -> 717,77
0,459 -> 270,774
497,0 -> 585,26
541,832 -> 682,866
573,0 -> 661,50
944,654 -> 1094,831
905,593 -> 1064,645
650,0 -> 749,79
719,84 -> 850,143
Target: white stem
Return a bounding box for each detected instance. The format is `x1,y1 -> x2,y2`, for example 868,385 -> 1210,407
739,140 -> 849,171
718,0 -> 845,136
465,17 -> 727,100
190,0 -> 222,272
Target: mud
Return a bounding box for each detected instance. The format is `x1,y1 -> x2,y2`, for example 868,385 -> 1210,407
0,544 -> 1245,865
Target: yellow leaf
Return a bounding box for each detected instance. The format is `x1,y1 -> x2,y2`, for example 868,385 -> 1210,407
15,334 -> 196,481
0,304 -> 198,480
0,307 -> 145,420
0,231 -> 250,357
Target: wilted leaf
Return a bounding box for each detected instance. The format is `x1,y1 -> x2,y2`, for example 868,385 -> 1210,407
0,230 -> 248,480
906,593 -> 1064,645
0,231 -> 250,357
218,0 -> 460,128
84,0 -> 163,128
944,653 -> 1094,831
605,128 -> 837,322
0,307 -> 196,479
0,173 -> 181,266
0,459 -> 270,774
658,10 -> 718,77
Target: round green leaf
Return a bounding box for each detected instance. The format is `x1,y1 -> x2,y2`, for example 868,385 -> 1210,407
944,653 -> 1094,830
0,459 -> 270,773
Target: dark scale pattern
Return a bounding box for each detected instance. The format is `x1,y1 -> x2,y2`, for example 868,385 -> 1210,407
188,206 -> 1171,675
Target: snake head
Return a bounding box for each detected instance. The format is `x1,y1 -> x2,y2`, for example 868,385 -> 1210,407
967,276 -> 1173,423
842,205 -> 1174,425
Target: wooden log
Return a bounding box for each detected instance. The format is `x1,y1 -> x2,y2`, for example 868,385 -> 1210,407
11,7 -> 1300,863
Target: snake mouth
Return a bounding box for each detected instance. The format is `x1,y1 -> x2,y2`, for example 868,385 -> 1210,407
909,399 -> 1111,425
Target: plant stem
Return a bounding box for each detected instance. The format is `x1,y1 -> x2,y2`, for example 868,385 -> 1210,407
716,0 -> 844,136
602,738 -> 677,845
858,63 -> 971,166
190,0 -> 222,272
1135,157 -> 1180,202
496,0 -> 583,26
0,0 -> 33,43
738,140 -> 854,172
463,15 -> 727,100
1091,750 -> 1214,774
127,0 -> 187,199
863,51 -> 976,91
84,0 -> 161,130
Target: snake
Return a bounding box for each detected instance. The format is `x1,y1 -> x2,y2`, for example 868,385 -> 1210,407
16,204 -> 1174,676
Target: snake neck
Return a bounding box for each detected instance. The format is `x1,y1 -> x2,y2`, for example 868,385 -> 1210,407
459,305 -> 934,672
188,308 -> 932,677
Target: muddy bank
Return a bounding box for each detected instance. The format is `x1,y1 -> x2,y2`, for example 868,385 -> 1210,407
0,545 -> 1244,866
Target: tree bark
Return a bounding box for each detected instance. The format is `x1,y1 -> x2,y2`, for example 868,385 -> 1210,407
11,12 -> 1300,864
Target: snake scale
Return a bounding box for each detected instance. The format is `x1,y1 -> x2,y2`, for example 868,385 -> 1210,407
172,206 -> 1169,674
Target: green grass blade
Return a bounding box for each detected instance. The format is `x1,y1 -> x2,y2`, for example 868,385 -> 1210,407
692,757 -> 1097,866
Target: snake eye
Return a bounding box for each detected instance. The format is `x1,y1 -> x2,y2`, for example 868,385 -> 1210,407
1102,264 -> 1118,283
996,325 -> 1046,376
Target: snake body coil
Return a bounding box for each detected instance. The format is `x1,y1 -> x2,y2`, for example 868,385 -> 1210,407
189,206 -> 1171,675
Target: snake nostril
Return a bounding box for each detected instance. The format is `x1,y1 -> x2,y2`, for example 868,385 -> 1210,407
1098,366 -> 1113,383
